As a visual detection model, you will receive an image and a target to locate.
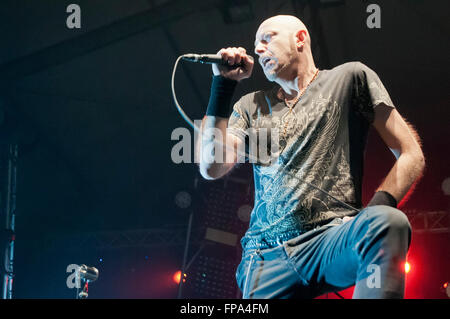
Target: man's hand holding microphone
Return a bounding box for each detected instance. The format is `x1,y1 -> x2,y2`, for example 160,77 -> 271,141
212,47 -> 254,81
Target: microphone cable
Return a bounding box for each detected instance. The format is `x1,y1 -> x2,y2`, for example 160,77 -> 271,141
171,54 -> 360,213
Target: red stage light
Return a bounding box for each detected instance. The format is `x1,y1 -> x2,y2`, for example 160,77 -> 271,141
173,270 -> 187,284
404,262 -> 411,274
444,282 -> 450,298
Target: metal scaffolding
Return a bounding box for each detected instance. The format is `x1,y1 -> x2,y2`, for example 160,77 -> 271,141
406,210 -> 450,234
43,209 -> 450,252
47,224 -> 206,251
1,144 -> 18,299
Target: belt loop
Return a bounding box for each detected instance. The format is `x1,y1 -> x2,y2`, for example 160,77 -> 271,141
256,241 -> 262,256
276,237 -> 283,246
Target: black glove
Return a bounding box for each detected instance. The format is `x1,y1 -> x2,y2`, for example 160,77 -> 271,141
367,190 -> 397,208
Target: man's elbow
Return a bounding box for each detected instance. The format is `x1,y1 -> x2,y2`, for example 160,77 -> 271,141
415,150 -> 426,173
407,146 -> 426,175
199,164 -> 224,180
407,121 -> 425,173
200,168 -> 218,180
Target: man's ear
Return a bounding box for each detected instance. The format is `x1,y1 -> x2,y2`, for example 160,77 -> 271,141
295,29 -> 307,48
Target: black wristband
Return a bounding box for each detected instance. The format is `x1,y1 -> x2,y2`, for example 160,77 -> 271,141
206,76 -> 238,118
367,191 -> 398,208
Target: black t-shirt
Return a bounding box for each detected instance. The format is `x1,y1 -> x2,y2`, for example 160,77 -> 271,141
228,61 -> 395,249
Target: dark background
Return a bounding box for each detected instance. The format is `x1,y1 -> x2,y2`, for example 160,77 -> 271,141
0,0 -> 448,298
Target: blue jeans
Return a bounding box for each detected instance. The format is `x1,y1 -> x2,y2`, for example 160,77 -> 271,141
235,206 -> 412,299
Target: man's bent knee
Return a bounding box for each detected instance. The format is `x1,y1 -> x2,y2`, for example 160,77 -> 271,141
365,205 -> 412,246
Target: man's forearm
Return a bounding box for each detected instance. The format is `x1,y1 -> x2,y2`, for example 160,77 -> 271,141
377,151 -> 425,204
195,116 -> 235,179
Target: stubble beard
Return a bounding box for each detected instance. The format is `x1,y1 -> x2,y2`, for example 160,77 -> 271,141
263,59 -> 282,82
264,69 -> 277,82
263,60 -> 289,83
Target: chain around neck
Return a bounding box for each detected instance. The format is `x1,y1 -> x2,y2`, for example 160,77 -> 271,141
282,68 -> 320,109
279,68 -> 320,141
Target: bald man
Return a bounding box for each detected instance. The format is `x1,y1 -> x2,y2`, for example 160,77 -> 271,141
197,15 -> 424,299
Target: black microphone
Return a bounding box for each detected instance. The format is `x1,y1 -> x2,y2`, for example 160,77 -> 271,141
182,54 -> 243,66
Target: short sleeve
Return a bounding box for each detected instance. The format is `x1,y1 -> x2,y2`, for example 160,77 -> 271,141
352,62 -> 395,123
227,100 -> 250,141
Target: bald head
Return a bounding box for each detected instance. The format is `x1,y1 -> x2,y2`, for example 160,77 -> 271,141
260,15 -> 307,33
254,15 -> 315,84
255,15 -> 311,56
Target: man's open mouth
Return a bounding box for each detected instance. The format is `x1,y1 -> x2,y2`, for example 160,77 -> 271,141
261,57 -> 271,67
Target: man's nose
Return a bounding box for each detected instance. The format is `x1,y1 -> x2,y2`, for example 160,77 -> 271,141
254,43 -> 266,55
